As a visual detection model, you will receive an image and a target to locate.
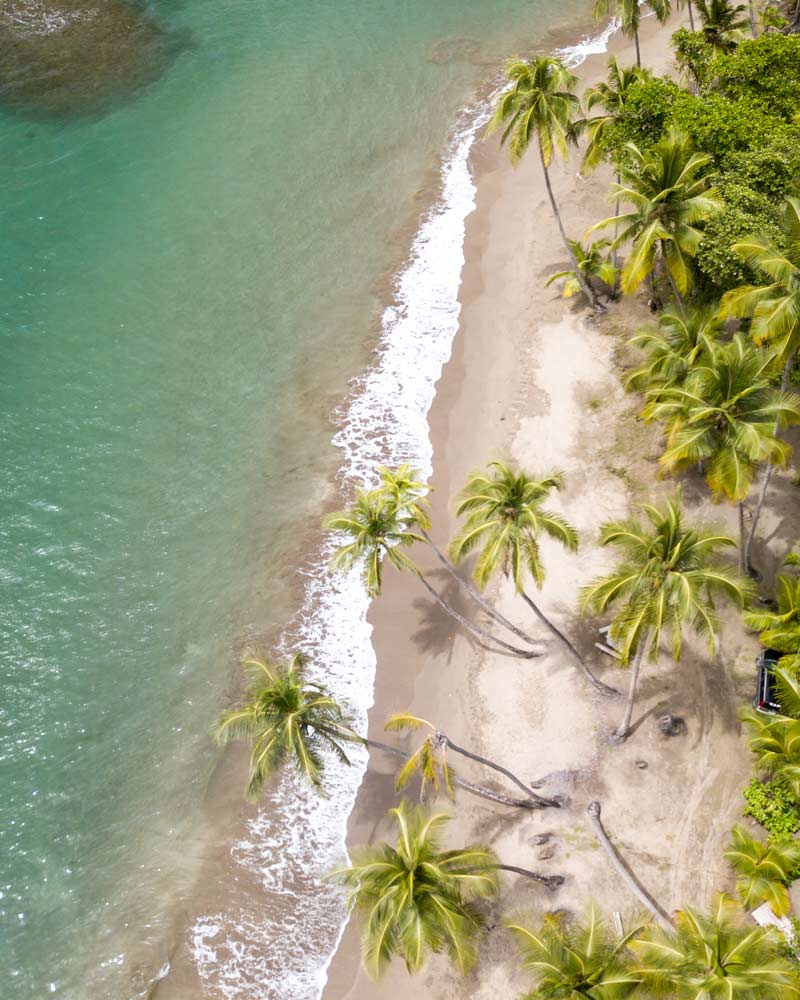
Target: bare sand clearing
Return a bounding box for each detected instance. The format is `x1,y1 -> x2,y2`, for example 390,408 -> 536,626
323,12 -> 779,1000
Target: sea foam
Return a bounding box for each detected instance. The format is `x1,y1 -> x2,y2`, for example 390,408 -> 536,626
190,19 -> 619,1000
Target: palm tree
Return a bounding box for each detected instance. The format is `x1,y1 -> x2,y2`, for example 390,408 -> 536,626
631,893 -> 800,998
582,58 -> 651,172
744,573 -> 800,672
507,903 -> 645,999
580,493 -> 751,739
593,0 -> 671,67
376,465 -> 538,649
213,653 -> 361,798
641,334 -> 800,570
676,0 -> 697,30
330,803 -> 562,979
384,713 -> 561,808
487,55 -> 599,309
450,461 -> 619,697
696,0 -> 749,54
724,824 -> 800,915
325,489 -> 536,658
742,709 -> 800,799
625,305 -> 721,395
545,238 -> 618,301
593,131 -> 723,306
721,198 -> 800,389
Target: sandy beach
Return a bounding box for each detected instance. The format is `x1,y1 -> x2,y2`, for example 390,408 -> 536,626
322,11 -> 780,999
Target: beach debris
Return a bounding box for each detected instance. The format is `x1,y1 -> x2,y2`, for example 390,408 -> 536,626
635,759 -> 648,770
537,845 -> 556,861
532,832 -> 552,845
657,714 -> 687,737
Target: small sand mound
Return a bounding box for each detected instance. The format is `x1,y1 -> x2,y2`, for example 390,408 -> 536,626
0,0 -> 175,115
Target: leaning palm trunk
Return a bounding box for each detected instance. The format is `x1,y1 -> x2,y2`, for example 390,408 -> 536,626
538,143 -> 599,310
442,734 -> 562,807
415,572 -> 537,658
365,739 -> 557,810
493,863 -> 564,889
743,350 -> 797,575
587,801 -> 674,927
420,527 -> 539,647
738,501 -> 747,572
614,636 -> 647,738
633,28 -> 641,67
687,0 -> 695,29
522,591 -> 621,697
748,0 -> 757,36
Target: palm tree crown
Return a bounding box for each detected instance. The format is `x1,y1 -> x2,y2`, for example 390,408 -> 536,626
450,462 -> 577,591
508,905 -> 644,999
724,824 -> 800,915
625,306 -> 721,395
721,196 -> 800,384
582,57 -> 651,170
594,131 -> 723,299
696,0 -> 750,55
593,0 -> 670,66
744,573 -> 800,671
642,333 -> 800,504
581,493 -> 749,664
631,893 -> 800,999
213,653 -> 361,798
330,803 -> 498,978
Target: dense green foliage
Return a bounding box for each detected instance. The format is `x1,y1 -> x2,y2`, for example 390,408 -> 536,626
743,777 -> 800,838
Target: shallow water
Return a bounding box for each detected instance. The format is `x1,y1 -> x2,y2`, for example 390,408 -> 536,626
0,1 -> 604,996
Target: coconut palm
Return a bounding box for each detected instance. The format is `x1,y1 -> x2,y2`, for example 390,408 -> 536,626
676,0 -> 697,29
625,306 -> 722,395
507,903 -> 645,999
744,573 -> 800,672
696,0 -> 749,54
325,489 -> 536,658
213,653 -> 361,798
545,238 -> 618,301
593,0 -> 671,67
580,493 -> 751,739
376,465 -> 538,648
330,803 -> 562,979
593,131 -> 723,305
724,824 -> 800,915
581,58 -> 651,172
487,55 -> 598,309
742,709 -> 800,798
631,893 -> 800,998
641,334 -> 800,569
721,197 -> 800,389
384,713 -> 561,808
450,462 -> 619,697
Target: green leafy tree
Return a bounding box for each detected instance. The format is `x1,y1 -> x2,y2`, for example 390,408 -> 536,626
330,803 -> 562,978
545,238 -> 618,301
671,27 -> 715,92
724,824 -> 800,915
581,493 -> 751,739
383,713 -> 560,808
696,0 -> 750,55
593,131 -> 723,305
325,488 -> 535,657
593,0 -> 670,68
213,653 -> 361,798
487,56 -> 598,308
640,334 -> 800,568
507,904 -> 645,999
632,893 -> 800,998
450,461 -> 618,697
625,306 -> 721,395
714,34 -> 800,120
744,573 -> 800,672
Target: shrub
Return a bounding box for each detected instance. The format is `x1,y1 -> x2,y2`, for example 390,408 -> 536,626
601,78 -> 682,159
670,92 -> 785,166
743,776 -> 800,838
722,134 -> 800,201
715,34 -> 800,120
672,28 -> 714,92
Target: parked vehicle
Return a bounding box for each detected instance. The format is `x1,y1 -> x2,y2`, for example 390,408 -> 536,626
753,649 -> 784,715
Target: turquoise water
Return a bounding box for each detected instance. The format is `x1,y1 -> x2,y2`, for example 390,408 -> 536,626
0,1 -> 594,996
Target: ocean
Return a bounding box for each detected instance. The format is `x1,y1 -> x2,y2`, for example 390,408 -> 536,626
0,1 -> 613,997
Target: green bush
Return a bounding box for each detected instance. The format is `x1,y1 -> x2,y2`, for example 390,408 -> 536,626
715,34 -> 800,120
600,78 -> 682,159
722,134 -> 800,201
743,776 -> 800,837
670,92 -> 785,166
672,28 -> 715,91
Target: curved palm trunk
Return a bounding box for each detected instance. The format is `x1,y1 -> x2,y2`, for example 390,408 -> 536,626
442,734 -> 562,808
748,0 -> 757,36
586,801 -> 674,927
612,173 -> 621,298
634,28 -> 641,67
614,637 -> 647,739
743,350 -> 797,575
521,591 -> 622,698
364,739 -> 552,810
538,143 -> 599,311
415,572 -> 538,658
493,863 -> 564,889
420,528 -> 539,647
687,0 -> 695,30
738,501 -> 747,572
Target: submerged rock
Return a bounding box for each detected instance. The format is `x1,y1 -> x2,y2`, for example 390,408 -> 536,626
0,0 -> 174,115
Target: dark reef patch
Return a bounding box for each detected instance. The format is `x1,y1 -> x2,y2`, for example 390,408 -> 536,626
0,0 -> 179,116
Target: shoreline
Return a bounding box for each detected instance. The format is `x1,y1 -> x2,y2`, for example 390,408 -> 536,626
322,9 -> 759,999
